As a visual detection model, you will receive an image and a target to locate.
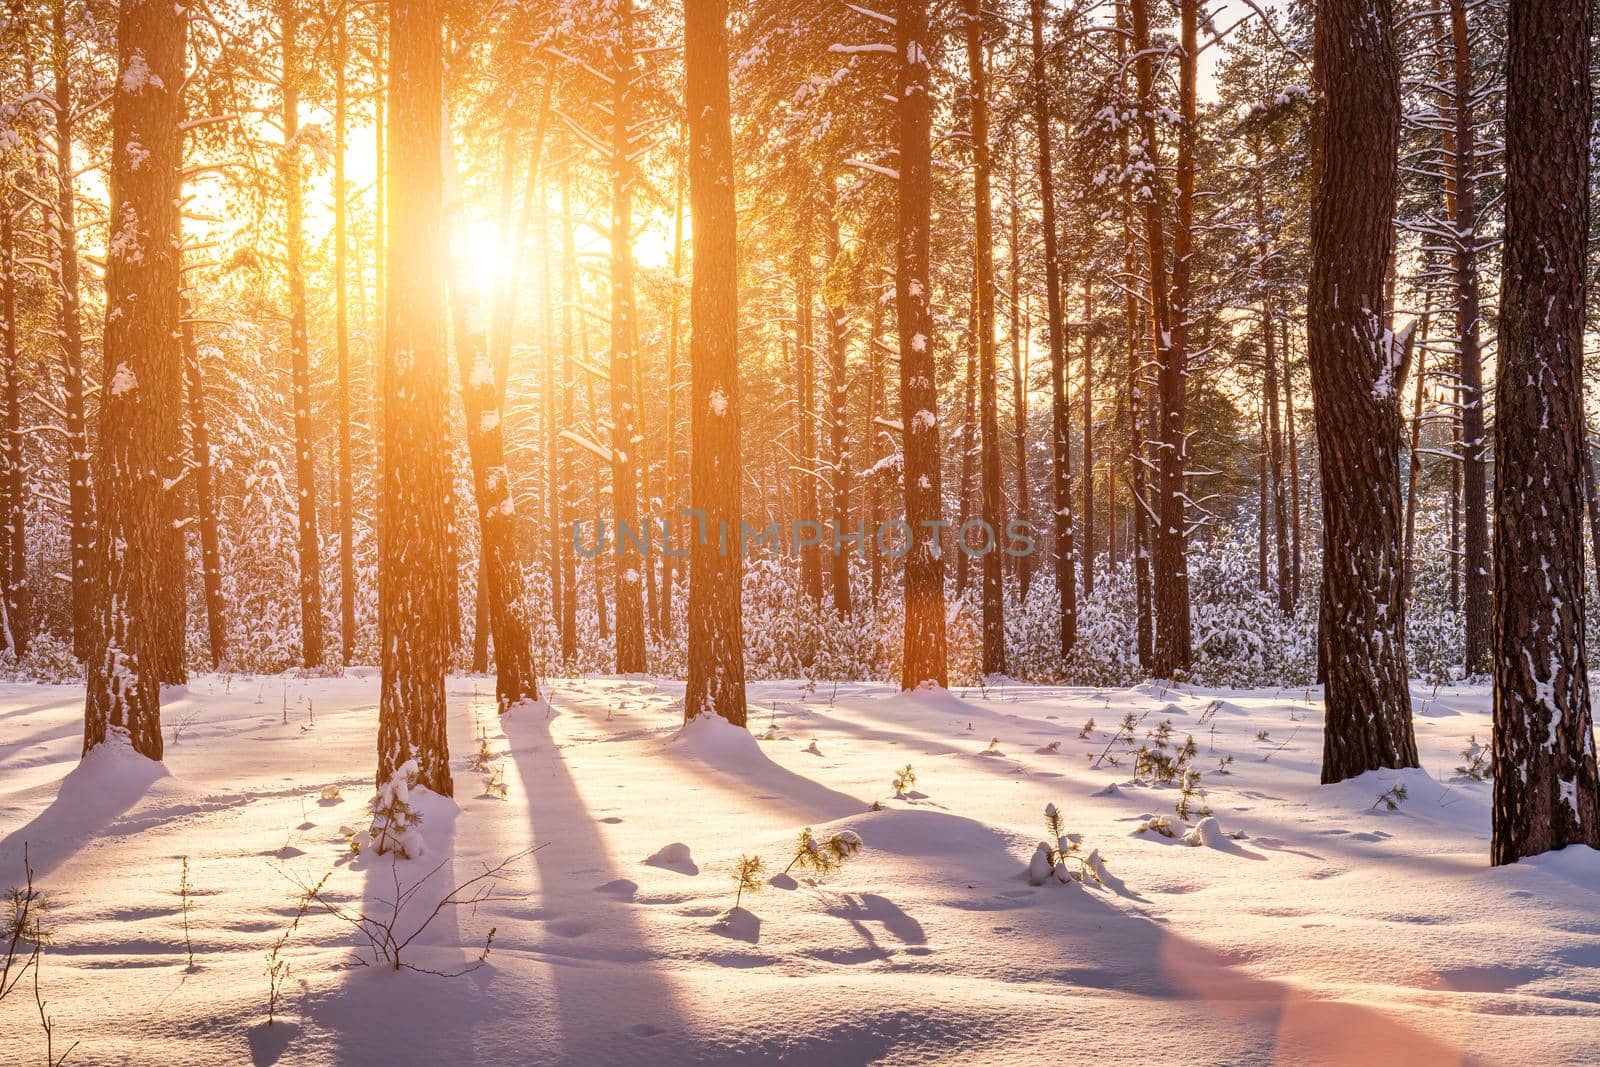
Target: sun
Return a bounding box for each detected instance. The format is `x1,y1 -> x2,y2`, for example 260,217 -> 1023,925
465,221 -> 507,293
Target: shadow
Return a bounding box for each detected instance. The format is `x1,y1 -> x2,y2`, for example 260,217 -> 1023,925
502,702 -> 690,1063
246,1020 -> 299,1066
0,742 -> 168,881
827,891 -> 926,947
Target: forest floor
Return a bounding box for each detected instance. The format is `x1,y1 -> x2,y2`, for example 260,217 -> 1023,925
0,673 -> 1596,1065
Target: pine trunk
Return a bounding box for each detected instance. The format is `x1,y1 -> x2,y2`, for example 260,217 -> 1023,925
180,303 -> 228,668
1490,0 -> 1600,864
335,12 -> 356,665
609,0 -> 647,673
1308,0 -> 1417,783
282,2 -> 323,669
683,0 -> 747,725
896,0 -> 948,690
83,0 -> 186,760
377,0 -> 453,796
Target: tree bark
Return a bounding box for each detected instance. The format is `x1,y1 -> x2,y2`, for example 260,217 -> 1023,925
1490,0 -> 1600,864
83,0 -> 186,760
1031,0 -> 1075,658
824,185 -> 852,618
896,0 -> 948,690
377,0 -> 453,796
180,302 -> 228,669
683,0 -> 747,725
0,202 -> 25,655
1308,0 -> 1417,783
964,0 -> 1005,676
609,0 -> 647,673
52,0 -> 92,663
1446,0 -> 1489,675
282,0 -> 323,669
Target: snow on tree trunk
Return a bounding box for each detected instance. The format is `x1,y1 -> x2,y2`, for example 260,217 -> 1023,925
1307,0 -> 1418,784
377,0 -> 453,797
896,0 -> 949,691
335,11 -> 357,666
444,146 -> 539,715
1490,0 -> 1600,865
83,0 -> 187,761
0,207 -> 25,657
823,183 -> 852,620
683,0 -> 747,727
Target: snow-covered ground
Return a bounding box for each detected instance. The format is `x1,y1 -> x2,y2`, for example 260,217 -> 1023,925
1,674 -> 1596,1065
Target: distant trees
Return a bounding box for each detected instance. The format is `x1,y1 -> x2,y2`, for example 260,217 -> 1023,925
1490,0 -> 1600,864
82,0 -> 187,760
1308,0 -> 1418,783
683,0 -> 746,725
376,0 -> 452,795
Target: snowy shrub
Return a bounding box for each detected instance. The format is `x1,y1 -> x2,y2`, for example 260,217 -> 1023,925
1028,803 -> 1104,885
891,763 -> 916,797
354,760 -> 426,859
1455,735 -> 1493,781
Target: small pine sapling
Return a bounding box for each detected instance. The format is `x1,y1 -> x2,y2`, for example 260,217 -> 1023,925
1147,719 -> 1174,749
891,764 -> 917,797
1175,768 -> 1212,822
987,737 -> 1001,753
782,828 -> 864,879
1029,803 -> 1105,885
1254,729 -> 1271,742
1455,735 -> 1493,781
1372,782 -> 1409,811
1216,754 -> 1234,775
731,855 -> 765,910
1078,717 -> 1096,739
356,760 -> 425,858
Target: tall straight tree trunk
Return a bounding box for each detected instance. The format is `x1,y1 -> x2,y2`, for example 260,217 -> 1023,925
1081,276 -> 1095,596
955,286 -> 976,596
0,204 -> 24,655
1264,302 -> 1290,613
793,238 -> 823,603
444,155 -> 539,714
964,0 -> 1005,676
1031,0 -> 1074,657
1308,0 -> 1417,783
1584,431 -> 1600,598
559,165 -> 578,664
661,169 -> 685,632
867,301 -> 884,605
1008,184 -> 1032,600
896,0 -> 948,690
377,0 -> 453,796
1284,323 -> 1301,605
335,11 -> 355,665
52,0 -> 92,662
83,0 -> 185,760
1448,0 -> 1489,675
1120,0 -> 1152,669
824,186 -> 852,617
180,302 -> 228,668
1491,0 -> 1600,864
282,0 -> 323,669
1140,0 -> 1194,677
683,0 -> 746,724
1403,288 -> 1433,605
608,0 -> 647,673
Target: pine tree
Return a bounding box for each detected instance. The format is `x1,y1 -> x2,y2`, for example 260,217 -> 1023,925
1308,0 -> 1418,783
377,0 -> 453,796
895,0 -> 947,691
82,0 -> 187,761
683,0 -> 747,726
1490,0 -> 1600,864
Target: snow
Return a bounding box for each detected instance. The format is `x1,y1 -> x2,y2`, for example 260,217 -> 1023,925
0,676 -> 1596,1064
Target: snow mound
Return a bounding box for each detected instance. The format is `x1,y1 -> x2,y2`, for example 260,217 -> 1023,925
1183,817 -> 1226,848
672,712 -> 764,768
645,841 -> 699,875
